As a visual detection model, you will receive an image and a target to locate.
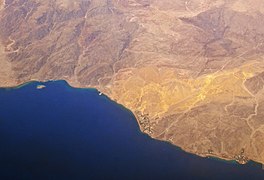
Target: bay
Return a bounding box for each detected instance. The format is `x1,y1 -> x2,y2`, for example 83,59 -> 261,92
0,80 -> 263,180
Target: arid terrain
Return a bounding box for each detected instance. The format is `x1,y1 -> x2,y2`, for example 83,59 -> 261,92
1,0 -> 264,165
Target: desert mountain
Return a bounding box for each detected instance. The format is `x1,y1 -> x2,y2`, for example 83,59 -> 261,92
1,0 -> 264,165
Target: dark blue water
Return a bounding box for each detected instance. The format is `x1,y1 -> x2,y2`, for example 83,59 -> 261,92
0,81 -> 264,180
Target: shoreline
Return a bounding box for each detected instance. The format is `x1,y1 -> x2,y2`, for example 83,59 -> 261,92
0,79 -> 263,169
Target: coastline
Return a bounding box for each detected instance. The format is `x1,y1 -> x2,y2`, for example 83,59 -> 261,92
0,79 -> 263,169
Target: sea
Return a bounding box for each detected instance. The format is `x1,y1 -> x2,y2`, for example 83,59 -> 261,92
0,80 -> 264,180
